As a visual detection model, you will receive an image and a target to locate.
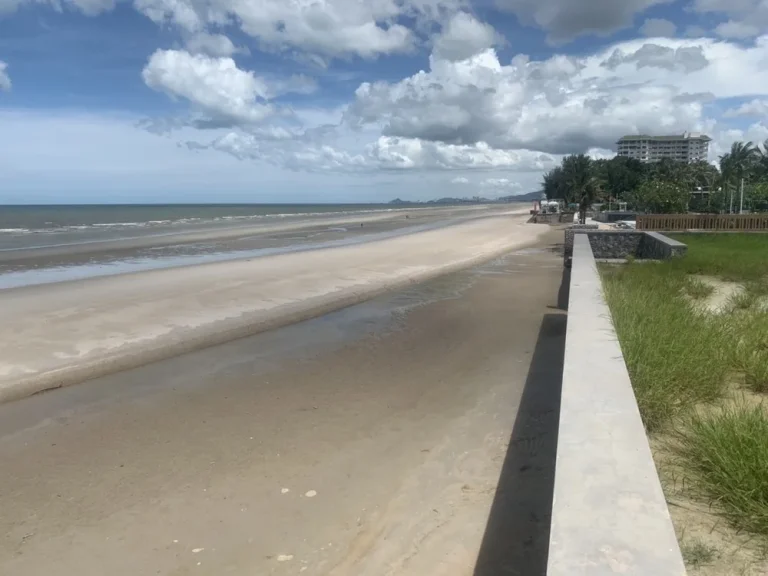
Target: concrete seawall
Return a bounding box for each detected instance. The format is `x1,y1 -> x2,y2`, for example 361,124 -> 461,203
547,234 -> 687,575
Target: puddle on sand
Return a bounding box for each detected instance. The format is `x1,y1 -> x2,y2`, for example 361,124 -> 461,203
0,260 -> 484,435
0,245 -> 552,435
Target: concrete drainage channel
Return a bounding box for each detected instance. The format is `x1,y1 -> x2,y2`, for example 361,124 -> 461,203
547,230 -> 689,575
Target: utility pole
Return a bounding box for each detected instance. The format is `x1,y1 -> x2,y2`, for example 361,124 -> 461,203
739,177 -> 745,214
729,183 -> 734,214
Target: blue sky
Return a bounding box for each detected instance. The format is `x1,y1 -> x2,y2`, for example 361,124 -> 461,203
1,0 -> 767,203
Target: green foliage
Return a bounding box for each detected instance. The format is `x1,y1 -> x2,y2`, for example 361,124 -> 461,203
680,539 -> 719,569
600,264 -> 729,431
602,235 -> 768,540
667,233 -> 768,282
629,179 -> 690,213
677,404 -> 768,536
601,233 -> 768,430
541,138 -> 768,214
748,181 -> 768,212
593,156 -> 646,200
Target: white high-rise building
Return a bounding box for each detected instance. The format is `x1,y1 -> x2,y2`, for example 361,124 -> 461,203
616,132 -> 711,163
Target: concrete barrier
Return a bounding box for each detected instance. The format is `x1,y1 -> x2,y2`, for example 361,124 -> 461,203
547,234 -> 687,575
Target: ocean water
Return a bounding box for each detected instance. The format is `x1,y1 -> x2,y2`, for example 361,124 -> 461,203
0,203 -> 494,289
0,203 -> 404,253
0,204 -> 395,233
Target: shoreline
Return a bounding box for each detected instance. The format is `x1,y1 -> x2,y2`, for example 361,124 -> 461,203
0,205 -> 502,261
0,212 -> 546,404
0,208 -> 512,290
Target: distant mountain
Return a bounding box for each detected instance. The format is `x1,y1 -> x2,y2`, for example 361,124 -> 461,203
388,197 -> 489,205
389,191 -> 544,205
499,190 -> 545,202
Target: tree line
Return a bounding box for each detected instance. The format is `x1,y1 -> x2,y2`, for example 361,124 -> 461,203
542,140 -> 768,216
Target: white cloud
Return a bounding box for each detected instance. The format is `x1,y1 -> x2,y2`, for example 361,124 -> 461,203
640,18 -> 676,38
480,178 -> 521,189
67,0 -> 116,15
692,0 -> 768,39
186,130 -> 557,174
142,49 -> 275,126
494,0 -> 672,43
0,61 -> 10,91
714,20 -> 760,39
366,137 -> 556,170
0,0 -> 443,60
432,12 -> 501,62
0,0 -> 115,16
346,36 -> 768,156
450,176 -> 469,184
586,147 -> 616,160
724,99 -> 768,118
133,0 -> 421,59
709,121 -> 768,160
3,109 -> 503,203
185,32 -> 244,57
602,44 -> 708,72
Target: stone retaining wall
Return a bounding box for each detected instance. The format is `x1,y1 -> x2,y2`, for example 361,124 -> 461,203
564,229 -> 687,266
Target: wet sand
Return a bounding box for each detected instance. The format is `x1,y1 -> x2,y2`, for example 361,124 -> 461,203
0,206 -> 521,290
0,211 -> 542,402
0,205 -> 507,267
0,227 -> 566,576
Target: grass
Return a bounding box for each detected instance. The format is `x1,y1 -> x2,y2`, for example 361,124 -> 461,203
676,404 -> 768,536
667,234 -> 768,282
602,264 -> 729,431
731,313 -> 768,393
685,277 -> 715,300
728,291 -> 756,312
680,538 -> 719,569
600,232 -> 768,541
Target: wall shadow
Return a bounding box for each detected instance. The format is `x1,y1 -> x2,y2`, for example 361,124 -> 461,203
473,312 -> 566,576
556,267 -> 571,312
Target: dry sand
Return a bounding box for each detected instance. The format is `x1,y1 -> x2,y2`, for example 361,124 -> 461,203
0,228 -> 566,576
0,211 -> 543,403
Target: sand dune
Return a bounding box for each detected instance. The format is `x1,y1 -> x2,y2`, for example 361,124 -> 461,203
0,212 -> 545,402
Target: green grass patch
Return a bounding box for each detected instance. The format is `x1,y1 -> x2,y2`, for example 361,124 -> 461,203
676,404 -> 768,537
601,233 -> 768,541
680,539 -> 719,569
602,264 -> 729,431
728,290 -> 756,312
684,277 -> 715,300
731,313 -> 768,393
667,234 -> 768,282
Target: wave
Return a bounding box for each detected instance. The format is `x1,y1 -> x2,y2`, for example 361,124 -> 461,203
0,207 -> 404,235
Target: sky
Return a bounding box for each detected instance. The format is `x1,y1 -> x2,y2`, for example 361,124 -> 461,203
1,0 -> 768,203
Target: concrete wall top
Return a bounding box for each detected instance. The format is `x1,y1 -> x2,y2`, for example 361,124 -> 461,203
547,234 -> 687,575
644,231 -> 687,249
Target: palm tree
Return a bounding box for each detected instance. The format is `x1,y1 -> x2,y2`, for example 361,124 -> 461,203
754,139 -> 768,181
727,141 -> 759,213
542,167 -> 566,201
562,154 -> 601,223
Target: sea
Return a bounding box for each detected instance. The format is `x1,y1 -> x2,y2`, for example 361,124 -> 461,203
0,203 -> 490,289
0,204 -> 399,236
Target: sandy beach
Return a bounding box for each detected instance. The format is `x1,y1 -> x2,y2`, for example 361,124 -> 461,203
0,226 -> 566,576
0,210 -> 540,403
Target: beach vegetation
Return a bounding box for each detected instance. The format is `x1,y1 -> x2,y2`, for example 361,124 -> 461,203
600,233 -> 768,540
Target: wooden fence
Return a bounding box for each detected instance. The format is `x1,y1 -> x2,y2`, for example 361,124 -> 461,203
636,214 -> 768,232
